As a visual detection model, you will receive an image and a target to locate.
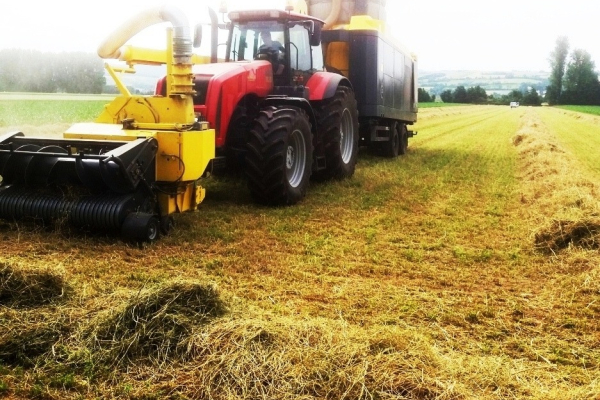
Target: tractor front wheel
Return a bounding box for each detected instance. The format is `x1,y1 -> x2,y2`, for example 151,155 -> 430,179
246,106 -> 313,206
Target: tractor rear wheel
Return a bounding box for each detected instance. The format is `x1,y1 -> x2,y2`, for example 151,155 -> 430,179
312,86 -> 359,180
246,106 -> 313,205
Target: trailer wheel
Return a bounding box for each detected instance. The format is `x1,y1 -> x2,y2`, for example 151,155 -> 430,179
313,86 -> 359,180
382,122 -> 408,157
399,123 -> 408,156
382,121 -> 401,158
246,106 -> 313,205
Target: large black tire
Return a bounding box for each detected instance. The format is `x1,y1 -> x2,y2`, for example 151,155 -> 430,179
222,105 -> 254,174
245,106 -> 313,206
312,86 -> 359,180
399,123 -> 408,156
381,121 -> 408,158
382,121 -> 401,158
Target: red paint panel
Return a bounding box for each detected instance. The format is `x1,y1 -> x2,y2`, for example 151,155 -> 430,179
192,61 -> 273,148
305,72 -> 333,101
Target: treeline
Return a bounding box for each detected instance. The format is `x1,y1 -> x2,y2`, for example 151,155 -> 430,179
546,37 -> 600,105
439,86 -> 488,104
420,85 -> 542,106
0,49 -> 105,94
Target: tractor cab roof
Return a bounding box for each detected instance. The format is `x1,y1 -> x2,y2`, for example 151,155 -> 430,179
228,9 -> 324,26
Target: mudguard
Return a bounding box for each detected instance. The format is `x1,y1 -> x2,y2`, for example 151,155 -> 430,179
305,72 -> 353,101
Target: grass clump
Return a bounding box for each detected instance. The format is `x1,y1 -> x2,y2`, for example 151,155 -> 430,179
84,280 -> 227,365
0,263 -> 72,366
0,309 -> 69,366
0,262 -> 70,308
535,219 -> 600,253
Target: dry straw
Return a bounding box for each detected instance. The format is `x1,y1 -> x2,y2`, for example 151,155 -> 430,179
0,262 -> 71,308
83,280 -> 227,365
0,262 -> 72,366
150,317 -> 459,399
513,110 -> 600,252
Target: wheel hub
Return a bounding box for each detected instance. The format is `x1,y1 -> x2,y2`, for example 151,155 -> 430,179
340,108 -> 354,164
286,145 -> 295,169
286,129 -> 306,188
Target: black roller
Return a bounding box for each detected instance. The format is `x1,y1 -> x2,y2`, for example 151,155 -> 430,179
0,186 -> 150,233
2,144 -> 41,185
70,193 -> 138,231
0,187 -> 69,222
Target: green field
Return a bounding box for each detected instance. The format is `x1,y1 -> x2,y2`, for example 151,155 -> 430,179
555,105 -> 600,116
1,104 -> 600,399
418,101 -> 467,108
0,98 -> 107,127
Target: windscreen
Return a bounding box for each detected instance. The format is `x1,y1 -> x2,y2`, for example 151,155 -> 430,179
229,21 -> 285,62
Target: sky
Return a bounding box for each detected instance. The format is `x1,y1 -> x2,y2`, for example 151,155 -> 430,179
0,0 -> 598,72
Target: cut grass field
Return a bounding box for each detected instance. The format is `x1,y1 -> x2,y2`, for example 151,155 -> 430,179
1,102 -> 600,399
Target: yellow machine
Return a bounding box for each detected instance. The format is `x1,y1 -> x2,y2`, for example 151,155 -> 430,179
0,1 -> 417,240
0,5 -> 215,241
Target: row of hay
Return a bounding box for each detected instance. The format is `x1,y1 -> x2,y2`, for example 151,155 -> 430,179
0,264 -> 467,399
512,110 -> 600,253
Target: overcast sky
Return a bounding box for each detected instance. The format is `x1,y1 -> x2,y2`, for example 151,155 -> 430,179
0,0 -> 598,72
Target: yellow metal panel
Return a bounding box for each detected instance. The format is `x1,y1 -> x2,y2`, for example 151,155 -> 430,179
158,183 -> 206,215
63,123 -> 157,141
95,96 -> 196,126
95,96 -> 159,124
155,128 -> 215,182
346,15 -> 384,31
144,97 -> 196,124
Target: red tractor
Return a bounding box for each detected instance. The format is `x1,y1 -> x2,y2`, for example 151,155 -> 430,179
158,8 -> 359,206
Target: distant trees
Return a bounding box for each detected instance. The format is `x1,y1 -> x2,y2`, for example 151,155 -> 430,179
440,89 -> 453,103
561,49 -> 600,105
440,85 -> 541,106
453,86 -> 468,103
545,37 -> 600,105
466,86 -> 487,103
418,88 -> 434,102
546,36 -> 569,105
521,88 -> 542,106
0,49 -> 105,94
438,85 -> 488,104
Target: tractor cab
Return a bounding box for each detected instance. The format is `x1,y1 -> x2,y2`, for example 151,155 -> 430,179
226,10 -> 324,96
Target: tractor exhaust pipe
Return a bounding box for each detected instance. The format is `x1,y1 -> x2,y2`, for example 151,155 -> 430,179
97,5 -> 192,63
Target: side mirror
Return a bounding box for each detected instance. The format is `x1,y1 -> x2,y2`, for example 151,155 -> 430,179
193,24 -> 203,48
310,22 -> 322,46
